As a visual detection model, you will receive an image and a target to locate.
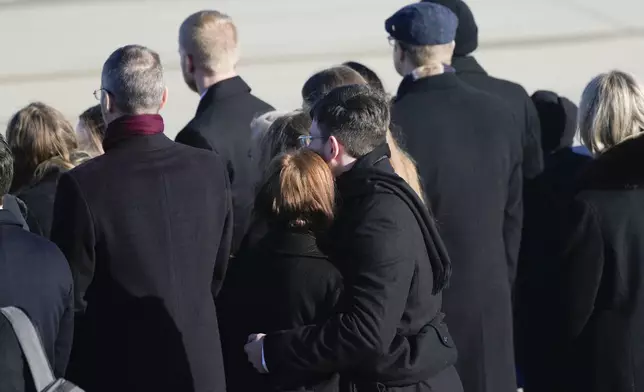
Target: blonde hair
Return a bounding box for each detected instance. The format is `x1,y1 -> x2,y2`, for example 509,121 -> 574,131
253,110 -> 311,173
78,104 -> 106,156
6,102 -> 82,191
250,110 -> 290,140
255,149 -> 335,232
179,10 -> 239,74
579,70 -> 644,155
387,130 -> 425,202
398,41 -> 455,68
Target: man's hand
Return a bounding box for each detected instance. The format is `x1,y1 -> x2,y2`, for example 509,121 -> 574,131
245,333 -> 268,374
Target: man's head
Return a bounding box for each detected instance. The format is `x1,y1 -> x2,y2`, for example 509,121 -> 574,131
301,66 -> 367,109
385,3 -> 458,76
307,84 -> 390,176
179,10 -> 239,93
100,45 -> 167,124
421,0 -> 479,57
0,134 -> 14,201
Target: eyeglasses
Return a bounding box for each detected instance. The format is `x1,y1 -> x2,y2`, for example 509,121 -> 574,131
297,135 -> 327,148
387,36 -> 397,47
93,88 -> 112,101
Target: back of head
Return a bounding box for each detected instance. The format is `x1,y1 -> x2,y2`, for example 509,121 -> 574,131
78,104 -> 107,156
254,110 -> 312,171
579,70 -> 644,155
5,102 -> 78,190
0,134 -> 14,198
310,84 -> 390,158
531,90 -> 579,153
101,45 -> 165,116
343,61 -> 385,93
179,10 -> 239,74
255,149 -> 335,232
250,110 -> 291,140
302,65 -> 367,109
421,0 -> 479,56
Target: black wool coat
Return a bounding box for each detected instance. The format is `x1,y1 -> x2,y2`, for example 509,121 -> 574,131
262,146 -> 462,392
217,229 -> 343,392
0,210 -> 73,381
50,128 -> 233,392
391,72 -> 523,392
15,168 -> 62,238
555,134 -> 644,392
175,76 -> 274,254
452,56 -> 543,179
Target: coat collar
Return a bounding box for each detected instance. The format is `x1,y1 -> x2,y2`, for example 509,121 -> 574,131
261,230 -> 327,259
102,114 -> 168,152
451,56 -> 488,76
0,209 -> 25,228
336,143 -> 394,198
578,133 -> 644,191
196,76 -> 252,115
394,72 -> 462,102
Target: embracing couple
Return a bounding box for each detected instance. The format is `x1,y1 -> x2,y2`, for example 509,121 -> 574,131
217,85 -> 463,392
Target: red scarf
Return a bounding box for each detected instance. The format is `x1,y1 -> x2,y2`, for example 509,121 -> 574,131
102,114 -> 165,150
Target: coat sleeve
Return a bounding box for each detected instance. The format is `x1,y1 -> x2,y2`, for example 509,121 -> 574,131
559,199 -> 604,340
504,160 -> 523,287
175,126 -> 214,151
263,195 -> 416,376
50,173 -> 96,314
213,176 -> 234,297
53,282 -> 74,377
521,98 -> 544,179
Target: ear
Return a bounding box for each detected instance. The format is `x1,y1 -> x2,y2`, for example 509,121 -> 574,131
327,135 -> 341,161
104,92 -> 115,114
397,43 -> 406,63
187,54 -> 195,73
159,87 -> 169,111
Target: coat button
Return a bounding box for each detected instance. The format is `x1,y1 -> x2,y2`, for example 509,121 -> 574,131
443,337 -> 449,343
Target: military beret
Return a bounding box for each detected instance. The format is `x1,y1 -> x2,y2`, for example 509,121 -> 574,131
385,3 -> 458,46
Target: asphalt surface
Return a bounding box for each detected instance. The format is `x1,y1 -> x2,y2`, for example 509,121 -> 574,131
0,0 -> 642,138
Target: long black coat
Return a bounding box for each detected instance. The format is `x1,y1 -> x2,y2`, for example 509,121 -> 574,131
15,168 -> 62,238
218,229 -> 343,392
0,209 -> 73,382
555,134 -> 644,392
391,73 -> 523,392
452,56 -> 543,179
262,146 -> 462,392
50,127 -> 233,392
175,76 -> 274,254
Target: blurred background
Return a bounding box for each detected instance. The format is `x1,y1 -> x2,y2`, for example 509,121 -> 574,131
0,0 -> 642,139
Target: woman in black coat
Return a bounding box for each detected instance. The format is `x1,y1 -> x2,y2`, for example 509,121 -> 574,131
217,148 -> 343,392
6,102 -> 90,237
556,70 -> 644,392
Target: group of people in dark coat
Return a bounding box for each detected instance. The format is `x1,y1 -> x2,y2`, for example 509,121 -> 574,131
2,1 -> 644,392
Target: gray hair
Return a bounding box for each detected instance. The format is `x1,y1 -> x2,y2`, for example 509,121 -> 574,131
579,70 -> 644,155
101,45 -> 165,114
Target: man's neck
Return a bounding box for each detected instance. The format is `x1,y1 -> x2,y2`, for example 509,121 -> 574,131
334,157 -> 357,176
196,71 -> 238,96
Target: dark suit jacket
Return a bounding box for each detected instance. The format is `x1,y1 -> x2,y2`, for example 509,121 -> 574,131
0,209 -> 73,380
50,132 -> 233,392
175,76 -> 274,254
391,73 -> 523,392
452,56 -> 543,179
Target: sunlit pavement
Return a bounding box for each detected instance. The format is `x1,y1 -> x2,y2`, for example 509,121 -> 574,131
0,0 -> 642,138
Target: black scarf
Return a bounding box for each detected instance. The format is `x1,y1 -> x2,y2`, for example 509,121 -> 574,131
338,144 -> 452,294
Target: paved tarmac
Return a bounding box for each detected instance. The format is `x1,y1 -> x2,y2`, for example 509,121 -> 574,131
0,0 -> 642,138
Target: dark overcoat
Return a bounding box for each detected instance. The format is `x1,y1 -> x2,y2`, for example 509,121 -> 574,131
391,72 -> 523,392
50,125 -> 233,392
452,56 -> 543,179
15,168 -> 62,237
0,209 -> 73,381
555,133 -> 644,392
175,76 -> 274,254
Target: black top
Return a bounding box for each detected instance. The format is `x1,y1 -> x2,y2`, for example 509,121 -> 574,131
0,209 -> 73,379
175,76 -> 274,254
218,229 -> 343,392
16,168 -> 62,237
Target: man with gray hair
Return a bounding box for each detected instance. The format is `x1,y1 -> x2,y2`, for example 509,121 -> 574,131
51,44 -> 232,392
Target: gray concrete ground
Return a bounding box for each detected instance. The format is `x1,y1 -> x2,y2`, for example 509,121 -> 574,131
0,0 -> 642,139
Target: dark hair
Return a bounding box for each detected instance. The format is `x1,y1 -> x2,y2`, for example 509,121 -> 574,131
254,111 -> 312,171
255,149 -> 335,232
310,84 -> 390,158
0,134 -> 14,197
79,105 -> 107,155
301,66 -> 367,109
343,61 -> 385,93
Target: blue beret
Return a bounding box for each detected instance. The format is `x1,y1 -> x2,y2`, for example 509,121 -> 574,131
385,3 -> 458,46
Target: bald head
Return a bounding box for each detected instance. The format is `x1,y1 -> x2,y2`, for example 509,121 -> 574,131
179,10 -> 239,74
